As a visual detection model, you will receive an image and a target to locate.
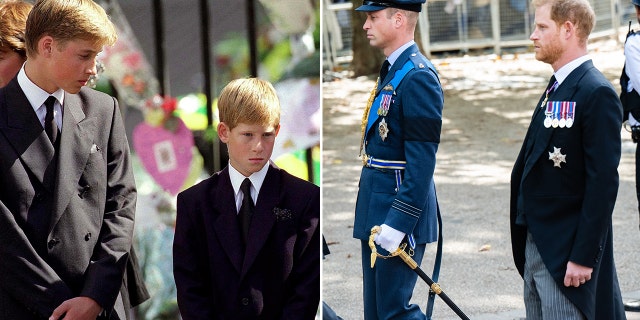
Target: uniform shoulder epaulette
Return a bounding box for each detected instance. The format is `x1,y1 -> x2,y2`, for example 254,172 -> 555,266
408,51 -> 439,81
408,51 -> 436,72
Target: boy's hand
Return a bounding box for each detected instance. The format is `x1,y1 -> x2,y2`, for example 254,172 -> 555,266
49,297 -> 103,320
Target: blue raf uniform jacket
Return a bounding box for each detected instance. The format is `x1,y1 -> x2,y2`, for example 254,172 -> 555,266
353,43 -> 443,245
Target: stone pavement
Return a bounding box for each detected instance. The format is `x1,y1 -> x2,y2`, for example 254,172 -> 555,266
464,291 -> 640,320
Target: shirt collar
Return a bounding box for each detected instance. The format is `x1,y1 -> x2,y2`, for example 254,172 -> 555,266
17,62 -> 65,113
553,55 -> 591,85
387,40 -> 416,67
228,161 -> 270,199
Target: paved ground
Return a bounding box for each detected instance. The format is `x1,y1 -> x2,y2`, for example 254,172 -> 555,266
322,38 -> 640,319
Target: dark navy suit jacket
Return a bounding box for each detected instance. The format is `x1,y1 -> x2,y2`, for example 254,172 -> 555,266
173,164 -> 320,320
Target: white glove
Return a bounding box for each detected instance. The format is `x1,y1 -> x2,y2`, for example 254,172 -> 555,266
374,224 -> 405,253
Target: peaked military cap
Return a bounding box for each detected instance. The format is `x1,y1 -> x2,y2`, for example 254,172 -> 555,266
634,0 -> 640,7
355,0 -> 425,12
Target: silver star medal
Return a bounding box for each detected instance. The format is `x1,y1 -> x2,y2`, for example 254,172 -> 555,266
379,118 -> 389,141
548,146 -> 566,168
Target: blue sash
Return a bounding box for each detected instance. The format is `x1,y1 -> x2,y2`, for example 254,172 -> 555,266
365,60 -> 415,134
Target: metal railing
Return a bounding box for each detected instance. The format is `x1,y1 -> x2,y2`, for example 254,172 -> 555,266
323,0 -> 636,71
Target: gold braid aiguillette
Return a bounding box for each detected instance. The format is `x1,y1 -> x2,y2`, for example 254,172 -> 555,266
360,78 -> 378,165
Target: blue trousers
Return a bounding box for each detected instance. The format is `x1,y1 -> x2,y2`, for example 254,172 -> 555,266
361,240 -> 427,320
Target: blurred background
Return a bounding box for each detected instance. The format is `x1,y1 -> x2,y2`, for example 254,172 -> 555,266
323,0 -> 637,77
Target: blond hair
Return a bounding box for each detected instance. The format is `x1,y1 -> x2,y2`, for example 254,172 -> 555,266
0,0 -> 32,58
532,0 -> 595,45
25,0 -> 117,57
218,78 -> 281,130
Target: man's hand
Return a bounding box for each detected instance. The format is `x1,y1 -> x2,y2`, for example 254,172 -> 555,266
49,297 -> 103,320
374,224 -> 405,252
563,261 -> 592,287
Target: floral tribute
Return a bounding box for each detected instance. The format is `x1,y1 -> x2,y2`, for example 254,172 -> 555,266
95,1 -> 199,196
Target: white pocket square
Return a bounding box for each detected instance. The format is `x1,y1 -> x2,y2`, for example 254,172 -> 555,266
90,144 -> 100,154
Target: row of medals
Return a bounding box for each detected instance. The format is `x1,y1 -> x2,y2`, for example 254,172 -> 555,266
377,85 -> 394,141
543,101 -> 575,129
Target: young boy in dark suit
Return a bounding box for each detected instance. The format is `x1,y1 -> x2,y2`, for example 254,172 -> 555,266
0,0 -> 143,319
173,78 -> 320,319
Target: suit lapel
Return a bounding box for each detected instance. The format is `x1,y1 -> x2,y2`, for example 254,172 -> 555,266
50,93 -> 94,232
522,62 -> 590,179
241,165 -> 279,276
0,78 -> 56,191
212,168 -> 245,274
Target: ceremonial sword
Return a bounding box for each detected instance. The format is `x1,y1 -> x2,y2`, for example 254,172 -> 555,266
369,226 -> 470,320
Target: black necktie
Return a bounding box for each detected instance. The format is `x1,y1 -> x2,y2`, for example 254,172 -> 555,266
239,178 -> 254,244
44,96 -> 58,147
379,60 -> 390,81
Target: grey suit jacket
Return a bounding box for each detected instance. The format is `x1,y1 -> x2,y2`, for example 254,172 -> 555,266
0,77 -> 136,319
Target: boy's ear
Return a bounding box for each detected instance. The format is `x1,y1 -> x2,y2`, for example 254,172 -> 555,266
39,36 -> 54,57
217,122 -> 230,143
274,124 -> 281,136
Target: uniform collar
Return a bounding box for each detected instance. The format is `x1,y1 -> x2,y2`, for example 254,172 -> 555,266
387,40 -> 415,67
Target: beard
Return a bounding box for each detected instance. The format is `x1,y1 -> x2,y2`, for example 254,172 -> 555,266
535,38 -> 563,66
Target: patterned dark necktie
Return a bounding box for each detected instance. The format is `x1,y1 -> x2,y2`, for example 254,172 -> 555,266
44,96 -> 58,148
239,178 -> 254,244
379,60 -> 390,81
533,75 -> 557,118
541,75 -> 558,106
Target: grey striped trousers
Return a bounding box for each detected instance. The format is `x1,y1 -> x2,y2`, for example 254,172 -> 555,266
523,232 -> 585,320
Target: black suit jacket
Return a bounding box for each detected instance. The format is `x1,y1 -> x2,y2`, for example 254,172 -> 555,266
510,60 -> 625,319
173,164 -> 320,320
0,77 -> 139,319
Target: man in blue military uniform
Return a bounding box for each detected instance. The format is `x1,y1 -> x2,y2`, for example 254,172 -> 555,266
353,0 -> 444,319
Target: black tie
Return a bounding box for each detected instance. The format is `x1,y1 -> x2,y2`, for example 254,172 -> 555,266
44,96 -> 58,147
239,178 -> 254,244
379,60 -> 390,81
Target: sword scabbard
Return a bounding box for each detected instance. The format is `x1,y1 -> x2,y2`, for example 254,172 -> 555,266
430,283 -> 443,295
397,248 -> 418,269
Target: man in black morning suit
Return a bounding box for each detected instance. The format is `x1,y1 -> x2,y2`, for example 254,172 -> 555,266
510,0 -> 625,319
